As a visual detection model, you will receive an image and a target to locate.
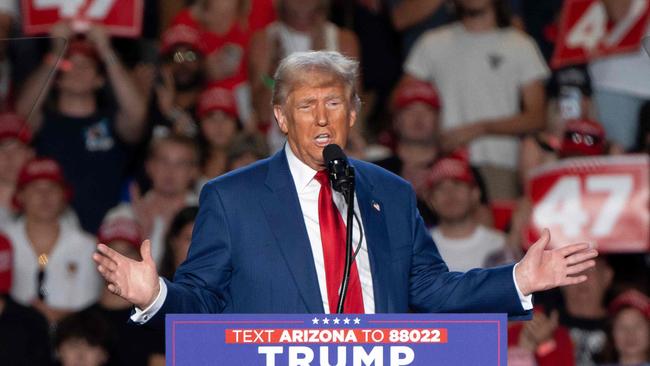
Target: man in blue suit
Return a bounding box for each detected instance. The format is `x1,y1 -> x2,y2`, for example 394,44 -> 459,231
93,51 -> 597,328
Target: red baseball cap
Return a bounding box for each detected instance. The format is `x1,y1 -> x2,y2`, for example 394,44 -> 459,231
609,289 -> 650,320
0,113 -> 32,144
160,24 -> 205,56
197,86 -> 238,120
98,217 -> 143,250
13,158 -> 73,210
0,234 -> 12,295
427,156 -> 476,188
560,119 -> 606,157
393,80 -> 441,111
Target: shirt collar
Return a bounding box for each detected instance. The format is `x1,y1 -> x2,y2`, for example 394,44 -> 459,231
285,143 -> 320,192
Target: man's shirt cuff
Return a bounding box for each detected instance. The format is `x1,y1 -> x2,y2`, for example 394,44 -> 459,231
130,277 -> 167,323
513,263 -> 533,310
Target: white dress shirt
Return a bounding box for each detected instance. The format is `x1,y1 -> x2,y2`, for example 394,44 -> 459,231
283,145 -> 375,313
132,145 -> 531,322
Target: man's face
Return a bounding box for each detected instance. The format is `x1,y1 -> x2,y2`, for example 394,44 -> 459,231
274,70 -> 356,171
200,111 -> 238,149
428,179 -> 478,223
57,54 -> 104,95
283,0 -> 321,18
561,258 -> 612,311
57,338 -> 107,366
613,308 -> 649,359
456,0 -> 493,13
19,180 -> 66,222
204,0 -> 240,18
147,142 -> 198,196
0,139 -> 34,183
168,46 -> 203,90
395,102 -> 438,144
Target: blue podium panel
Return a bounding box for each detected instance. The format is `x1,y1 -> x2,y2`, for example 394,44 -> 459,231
166,313 -> 507,366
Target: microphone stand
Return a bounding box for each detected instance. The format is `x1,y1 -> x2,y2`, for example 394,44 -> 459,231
336,166 -> 355,314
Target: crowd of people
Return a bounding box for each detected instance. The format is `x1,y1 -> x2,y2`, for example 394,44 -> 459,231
0,0 -> 648,365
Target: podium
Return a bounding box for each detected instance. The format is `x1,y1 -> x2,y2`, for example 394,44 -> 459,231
166,313 -> 507,365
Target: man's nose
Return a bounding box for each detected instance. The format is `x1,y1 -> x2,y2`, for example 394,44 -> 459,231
315,102 -> 328,126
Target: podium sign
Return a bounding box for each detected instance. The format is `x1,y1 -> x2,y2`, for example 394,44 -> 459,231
166,313 -> 507,365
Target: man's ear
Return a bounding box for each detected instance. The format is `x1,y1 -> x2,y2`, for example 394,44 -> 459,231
273,105 -> 289,135
348,108 -> 357,129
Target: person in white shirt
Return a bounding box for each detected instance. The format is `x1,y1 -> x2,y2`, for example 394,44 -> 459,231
4,158 -> 100,323
426,156 -> 507,272
400,0 -> 550,200
104,134 -> 199,266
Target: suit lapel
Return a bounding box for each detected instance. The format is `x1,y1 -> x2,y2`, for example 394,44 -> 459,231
259,150 -> 324,313
353,164 -> 393,313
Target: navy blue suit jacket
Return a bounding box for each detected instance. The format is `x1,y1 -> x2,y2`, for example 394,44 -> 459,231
149,150 -> 529,327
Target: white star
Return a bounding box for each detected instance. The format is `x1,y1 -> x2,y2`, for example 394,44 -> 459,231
312,317 -> 319,325
343,317 -> 350,325
322,317 -> 330,324
353,317 -> 361,324
333,318 -> 340,325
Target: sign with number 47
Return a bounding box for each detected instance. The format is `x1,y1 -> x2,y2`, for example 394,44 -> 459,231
526,155 -> 649,253
22,0 -> 143,37
551,0 -> 650,69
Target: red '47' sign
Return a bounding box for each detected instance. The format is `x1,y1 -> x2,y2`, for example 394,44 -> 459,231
22,0 -> 143,37
551,0 -> 650,69
525,155 -> 649,253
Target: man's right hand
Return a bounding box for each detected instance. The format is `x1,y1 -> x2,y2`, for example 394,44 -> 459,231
93,239 -> 160,309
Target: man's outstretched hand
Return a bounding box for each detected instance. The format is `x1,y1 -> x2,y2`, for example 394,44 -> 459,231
93,240 -> 160,309
515,229 -> 598,296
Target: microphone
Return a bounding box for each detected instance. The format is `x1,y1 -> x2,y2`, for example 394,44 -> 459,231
323,144 -> 355,200
323,144 -> 356,314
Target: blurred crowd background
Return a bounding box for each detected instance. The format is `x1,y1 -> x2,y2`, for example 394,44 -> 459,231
0,0 -> 648,365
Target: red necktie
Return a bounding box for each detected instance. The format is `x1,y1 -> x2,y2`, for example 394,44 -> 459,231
314,170 -> 365,314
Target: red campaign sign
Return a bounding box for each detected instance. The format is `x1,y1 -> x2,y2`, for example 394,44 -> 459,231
525,155 -> 649,253
22,0 -> 143,37
551,0 -> 650,69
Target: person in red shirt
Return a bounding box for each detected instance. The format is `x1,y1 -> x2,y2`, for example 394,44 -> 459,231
169,0 -> 257,127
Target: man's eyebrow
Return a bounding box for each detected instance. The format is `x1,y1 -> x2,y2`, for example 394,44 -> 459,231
325,94 -> 344,100
295,97 -> 317,104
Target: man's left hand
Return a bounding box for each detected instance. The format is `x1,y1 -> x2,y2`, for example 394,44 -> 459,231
515,228 -> 598,296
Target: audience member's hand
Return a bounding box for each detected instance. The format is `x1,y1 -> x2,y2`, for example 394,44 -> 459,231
93,239 -> 160,309
515,228 -> 598,296
440,124 -> 486,152
519,310 -> 559,352
86,24 -> 112,59
155,66 -> 176,115
49,21 -> 73,54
